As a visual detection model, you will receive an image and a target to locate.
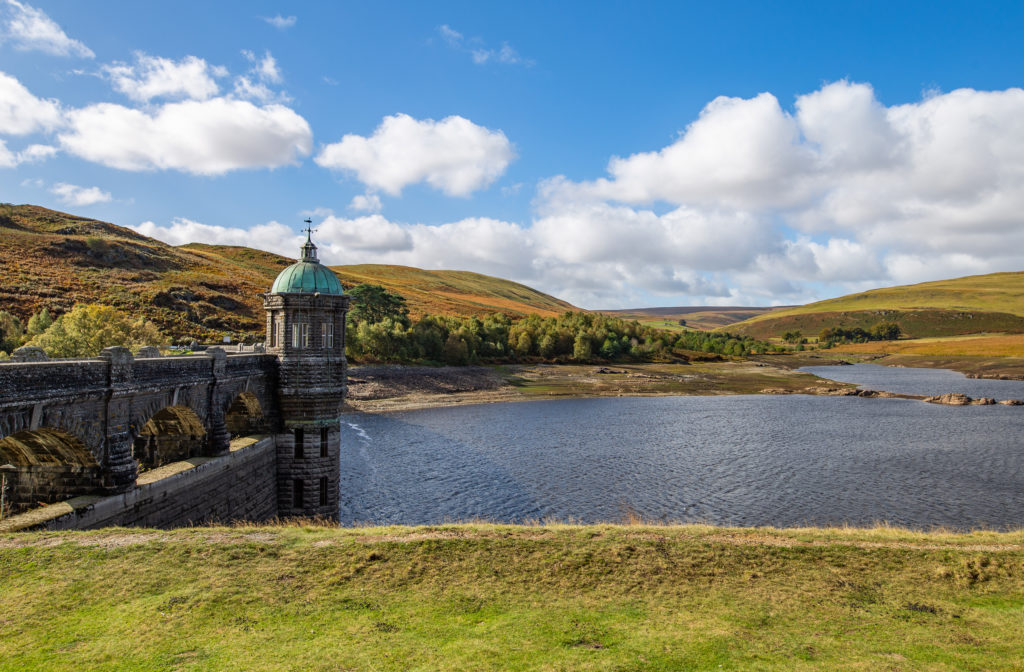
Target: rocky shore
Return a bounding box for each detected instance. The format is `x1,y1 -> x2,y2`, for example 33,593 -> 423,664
343,361 -> 1024,413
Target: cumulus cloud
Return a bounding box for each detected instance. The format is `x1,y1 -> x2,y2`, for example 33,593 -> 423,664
532,81 -> 1024,304
0,0 -> 93,58
262,14 -> 296,29
316,113 -> 515,196
50,182 -> 111,206
58,98 -> 313,175
132,217 -> 304,252
348,192 -> 382,213
0,70 -> 61,134
103,53 -> 225,102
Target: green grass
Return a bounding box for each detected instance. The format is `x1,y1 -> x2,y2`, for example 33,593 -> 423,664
2,523 -> 1023,671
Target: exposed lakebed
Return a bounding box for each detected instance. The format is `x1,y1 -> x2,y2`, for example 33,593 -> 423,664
340,365 -> 1024,530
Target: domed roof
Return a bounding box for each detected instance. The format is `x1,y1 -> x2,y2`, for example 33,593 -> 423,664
270,232 -> 344,295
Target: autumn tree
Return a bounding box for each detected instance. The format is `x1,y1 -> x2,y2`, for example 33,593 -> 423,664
28,304 -> 165,358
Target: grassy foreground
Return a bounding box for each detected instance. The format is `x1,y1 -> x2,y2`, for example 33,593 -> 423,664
2,524 -> 1023,671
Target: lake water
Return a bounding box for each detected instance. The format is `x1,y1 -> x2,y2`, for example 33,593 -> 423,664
801,362 -> 1024,398
339,366 -> 1024,530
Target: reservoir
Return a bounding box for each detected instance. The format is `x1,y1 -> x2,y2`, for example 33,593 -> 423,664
339,365 -> 1024,530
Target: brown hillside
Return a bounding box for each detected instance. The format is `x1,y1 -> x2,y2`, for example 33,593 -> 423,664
0,204 -> 578,343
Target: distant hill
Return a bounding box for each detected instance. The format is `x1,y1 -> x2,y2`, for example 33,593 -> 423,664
0,204 -> 577,342
727,271 -> 1024,339
599,306 -> 788,331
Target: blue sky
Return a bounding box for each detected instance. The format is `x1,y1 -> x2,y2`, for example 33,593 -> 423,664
3,1 -> 1024,308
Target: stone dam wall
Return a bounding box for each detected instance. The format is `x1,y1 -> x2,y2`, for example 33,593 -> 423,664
1,435 -> 278,532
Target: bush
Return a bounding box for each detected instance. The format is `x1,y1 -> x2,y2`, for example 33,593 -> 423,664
28,304 -> 166,358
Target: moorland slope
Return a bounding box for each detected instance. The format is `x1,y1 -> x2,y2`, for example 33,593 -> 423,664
727,271 -> 1024,339
0,204 -> 577,341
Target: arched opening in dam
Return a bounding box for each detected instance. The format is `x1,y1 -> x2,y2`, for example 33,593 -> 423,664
133,406 -> 207,471
225,392 -> 266,437
0,428 -> 102,514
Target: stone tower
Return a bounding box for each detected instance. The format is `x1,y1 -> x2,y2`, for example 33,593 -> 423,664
265,228 -> 349,519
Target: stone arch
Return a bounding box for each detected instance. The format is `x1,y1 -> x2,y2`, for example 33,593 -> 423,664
224,392 -> 266,437
0,428 -> 102,514
133,406 -> 207,471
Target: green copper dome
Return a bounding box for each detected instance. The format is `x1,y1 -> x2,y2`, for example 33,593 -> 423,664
270,234 -> 344,295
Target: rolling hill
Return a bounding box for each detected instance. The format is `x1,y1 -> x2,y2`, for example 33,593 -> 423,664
0,204 -> 577,342
599,305 -> 788,331
727,271 -> 1024,339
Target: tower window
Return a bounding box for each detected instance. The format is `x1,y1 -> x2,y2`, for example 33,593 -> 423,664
322,322 -> 334,349
319,477 -> 328,506
270,316 -> 278,348
294,428 -> 304,459
293,479 -> 304,508
320,427 -> 328,457
291,321 -> 310,348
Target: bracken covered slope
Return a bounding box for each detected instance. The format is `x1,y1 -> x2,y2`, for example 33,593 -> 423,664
0,204 -> 577,342
726,271 -> 1024,339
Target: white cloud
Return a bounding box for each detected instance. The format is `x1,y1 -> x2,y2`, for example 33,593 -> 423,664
0,0 -> 93,58
50,182 -> 111,206
436,24 -> 532,66
262,14 -> 296,29
348,192 -> 382,213
0,139 -> 56,167
132,217 -> 303,252
233,50 -> 286,102
438,24 -> 463,46
316,113 -> 515,196
58,98 -> 313,175
103,53 -> 223,102
0,71 -> 61,134
242,49 -> 281,83
533,81 -> 1024,304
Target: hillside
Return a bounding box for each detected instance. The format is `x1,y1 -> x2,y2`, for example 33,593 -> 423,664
727,271 -> 1024,339
0,204 -> 578,342
599,305 -> 787,331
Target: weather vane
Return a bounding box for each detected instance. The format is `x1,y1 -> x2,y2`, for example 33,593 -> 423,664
302,217 -> 317,241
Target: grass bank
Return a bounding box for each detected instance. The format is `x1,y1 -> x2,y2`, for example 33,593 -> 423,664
2,523 -> 1023,671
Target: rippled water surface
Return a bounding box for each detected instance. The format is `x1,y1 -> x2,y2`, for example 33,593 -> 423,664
340,391 -> 1024,530
801,362 -> 1024,398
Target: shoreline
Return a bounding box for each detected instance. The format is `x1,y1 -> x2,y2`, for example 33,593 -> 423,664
343,355 -> 1024,413
343,360 -> 859,413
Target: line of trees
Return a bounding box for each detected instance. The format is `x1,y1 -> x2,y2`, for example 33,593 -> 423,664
818,321 -> 902,346
343,284 -> 780,365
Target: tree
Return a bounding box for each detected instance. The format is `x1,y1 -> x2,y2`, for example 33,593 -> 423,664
442,333 -> 469,365
870,321 -> 902,341
26,307 -> 53,337
782,330 -> 803,344
515,331 -> 533,357
538,333 -> 556,358
572,332 -> 592,361
28,304 -> 165,358
347,284 -> 409,326
0,311 -> 24,353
